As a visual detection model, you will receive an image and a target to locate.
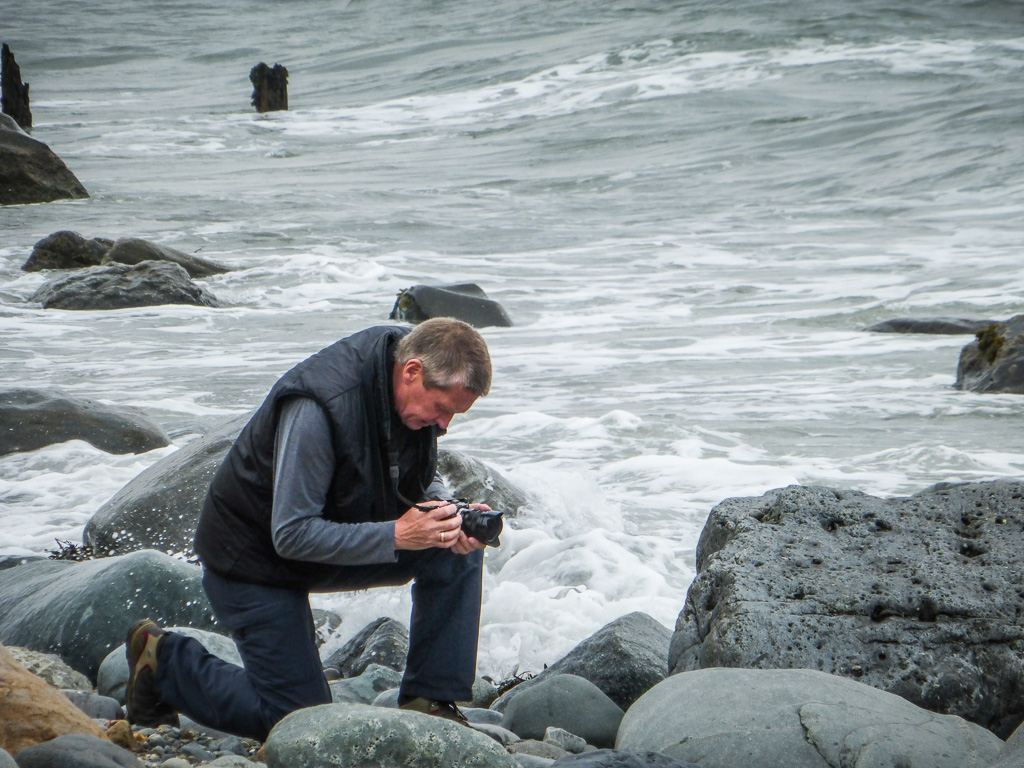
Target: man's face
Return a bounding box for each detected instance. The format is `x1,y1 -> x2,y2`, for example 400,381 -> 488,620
393,359 -> 478,430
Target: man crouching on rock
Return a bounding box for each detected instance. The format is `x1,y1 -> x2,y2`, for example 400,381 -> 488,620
124,318 -> 493,741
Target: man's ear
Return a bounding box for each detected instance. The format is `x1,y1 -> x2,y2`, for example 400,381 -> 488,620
402,358 -> 423,383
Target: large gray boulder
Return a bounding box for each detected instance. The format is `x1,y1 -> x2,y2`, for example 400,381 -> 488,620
492,612 -> 670,713
21,231 -> 113,272
0,388 -> 170,457
103,237 -> 231,279
616,668 -> 1002,768
501,674 -> 624,749
990,720 -> 1024,768
389,283 -> 513,328
530,612 -> 668,712
437,449 -> 528,514
83,414 -> 250,558
85,404 -> 523,560
670,480 -> 1024,736
0,550 -> 216,680
956,315 -> 1024,394
264,702 -> 519,768
322,617 -> 409,678
0,116 -> 89,205
30,261 -> 220,310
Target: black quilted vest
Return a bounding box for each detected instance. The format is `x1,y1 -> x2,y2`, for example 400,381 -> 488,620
193,326 -> 440,589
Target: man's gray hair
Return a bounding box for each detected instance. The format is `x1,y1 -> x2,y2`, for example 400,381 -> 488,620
396,318 -> 492,396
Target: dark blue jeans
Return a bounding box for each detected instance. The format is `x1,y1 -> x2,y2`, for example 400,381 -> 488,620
155,547 -> 484,741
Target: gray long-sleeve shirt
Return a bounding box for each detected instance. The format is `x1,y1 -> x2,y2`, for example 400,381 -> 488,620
271,396 -> 451,566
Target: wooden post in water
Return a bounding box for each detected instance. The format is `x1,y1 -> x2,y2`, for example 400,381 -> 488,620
1,44 -> 32,130
249,62 -> 288,113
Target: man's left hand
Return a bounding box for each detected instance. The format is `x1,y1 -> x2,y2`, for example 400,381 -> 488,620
451,503 -> 490,555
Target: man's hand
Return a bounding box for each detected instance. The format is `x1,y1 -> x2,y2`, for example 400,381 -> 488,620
394,501 -> 462,551
451,503 -> 490,555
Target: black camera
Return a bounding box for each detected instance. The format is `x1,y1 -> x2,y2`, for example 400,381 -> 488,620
454,502 -> 503,547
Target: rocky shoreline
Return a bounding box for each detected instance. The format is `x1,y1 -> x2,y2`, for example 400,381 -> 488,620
4,478 -> 1024,767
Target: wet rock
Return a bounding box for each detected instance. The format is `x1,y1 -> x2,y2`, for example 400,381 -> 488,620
0,645 -> 107,756
550,751 -> 700,768
22,231 -> 114,272
322,617 -> 409,678
469,721 -> 519,747
502,674 -> 623,749
1,45 -> 32,131
510,754 -> 553,768
0,550 -> 216,680
437,448 -> 528,514
956,315 -> 1024,394
12,734 -> 142,768
544,728 -> 586,754
0,114 -> 88,205
0,748 -> 12,768
0,555 -> 43,571
492,613 -> 670,714
0,388 -> 170,458
990,720 -> 1024,768
103,238 -> 231,279
468,676 -> 499,709
670,480 -> 1024,736
329,663 -> 402,704
62,690 -> 124,720
206,758 -> 257,768
30,261 -> 220,311
21,232 -> 231,277
616,668 -> 1001,768
311,609 -> 342,646
866,317 -> 995,334
83,414 -> 251,558
5,646 -> 91,690
511,740 -> 569,761
264,702 -> 519,768
464,706 -> 503,726
180,742 -> 217,762
390,283 -> 513,328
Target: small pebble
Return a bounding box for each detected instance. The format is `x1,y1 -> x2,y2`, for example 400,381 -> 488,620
181,742 -> 217,762
211,735 -> 248,756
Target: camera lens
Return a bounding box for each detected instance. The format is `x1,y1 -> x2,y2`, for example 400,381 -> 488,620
460,509 -> 503,547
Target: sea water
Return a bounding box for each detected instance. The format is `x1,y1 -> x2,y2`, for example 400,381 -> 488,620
1,0 -> 1023,678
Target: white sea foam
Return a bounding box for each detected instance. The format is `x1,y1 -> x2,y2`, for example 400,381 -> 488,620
0,441 -> 176,556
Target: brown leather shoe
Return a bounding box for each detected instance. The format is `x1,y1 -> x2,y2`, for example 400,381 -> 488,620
399,696 -> 469,724
125,619 -> 179,728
